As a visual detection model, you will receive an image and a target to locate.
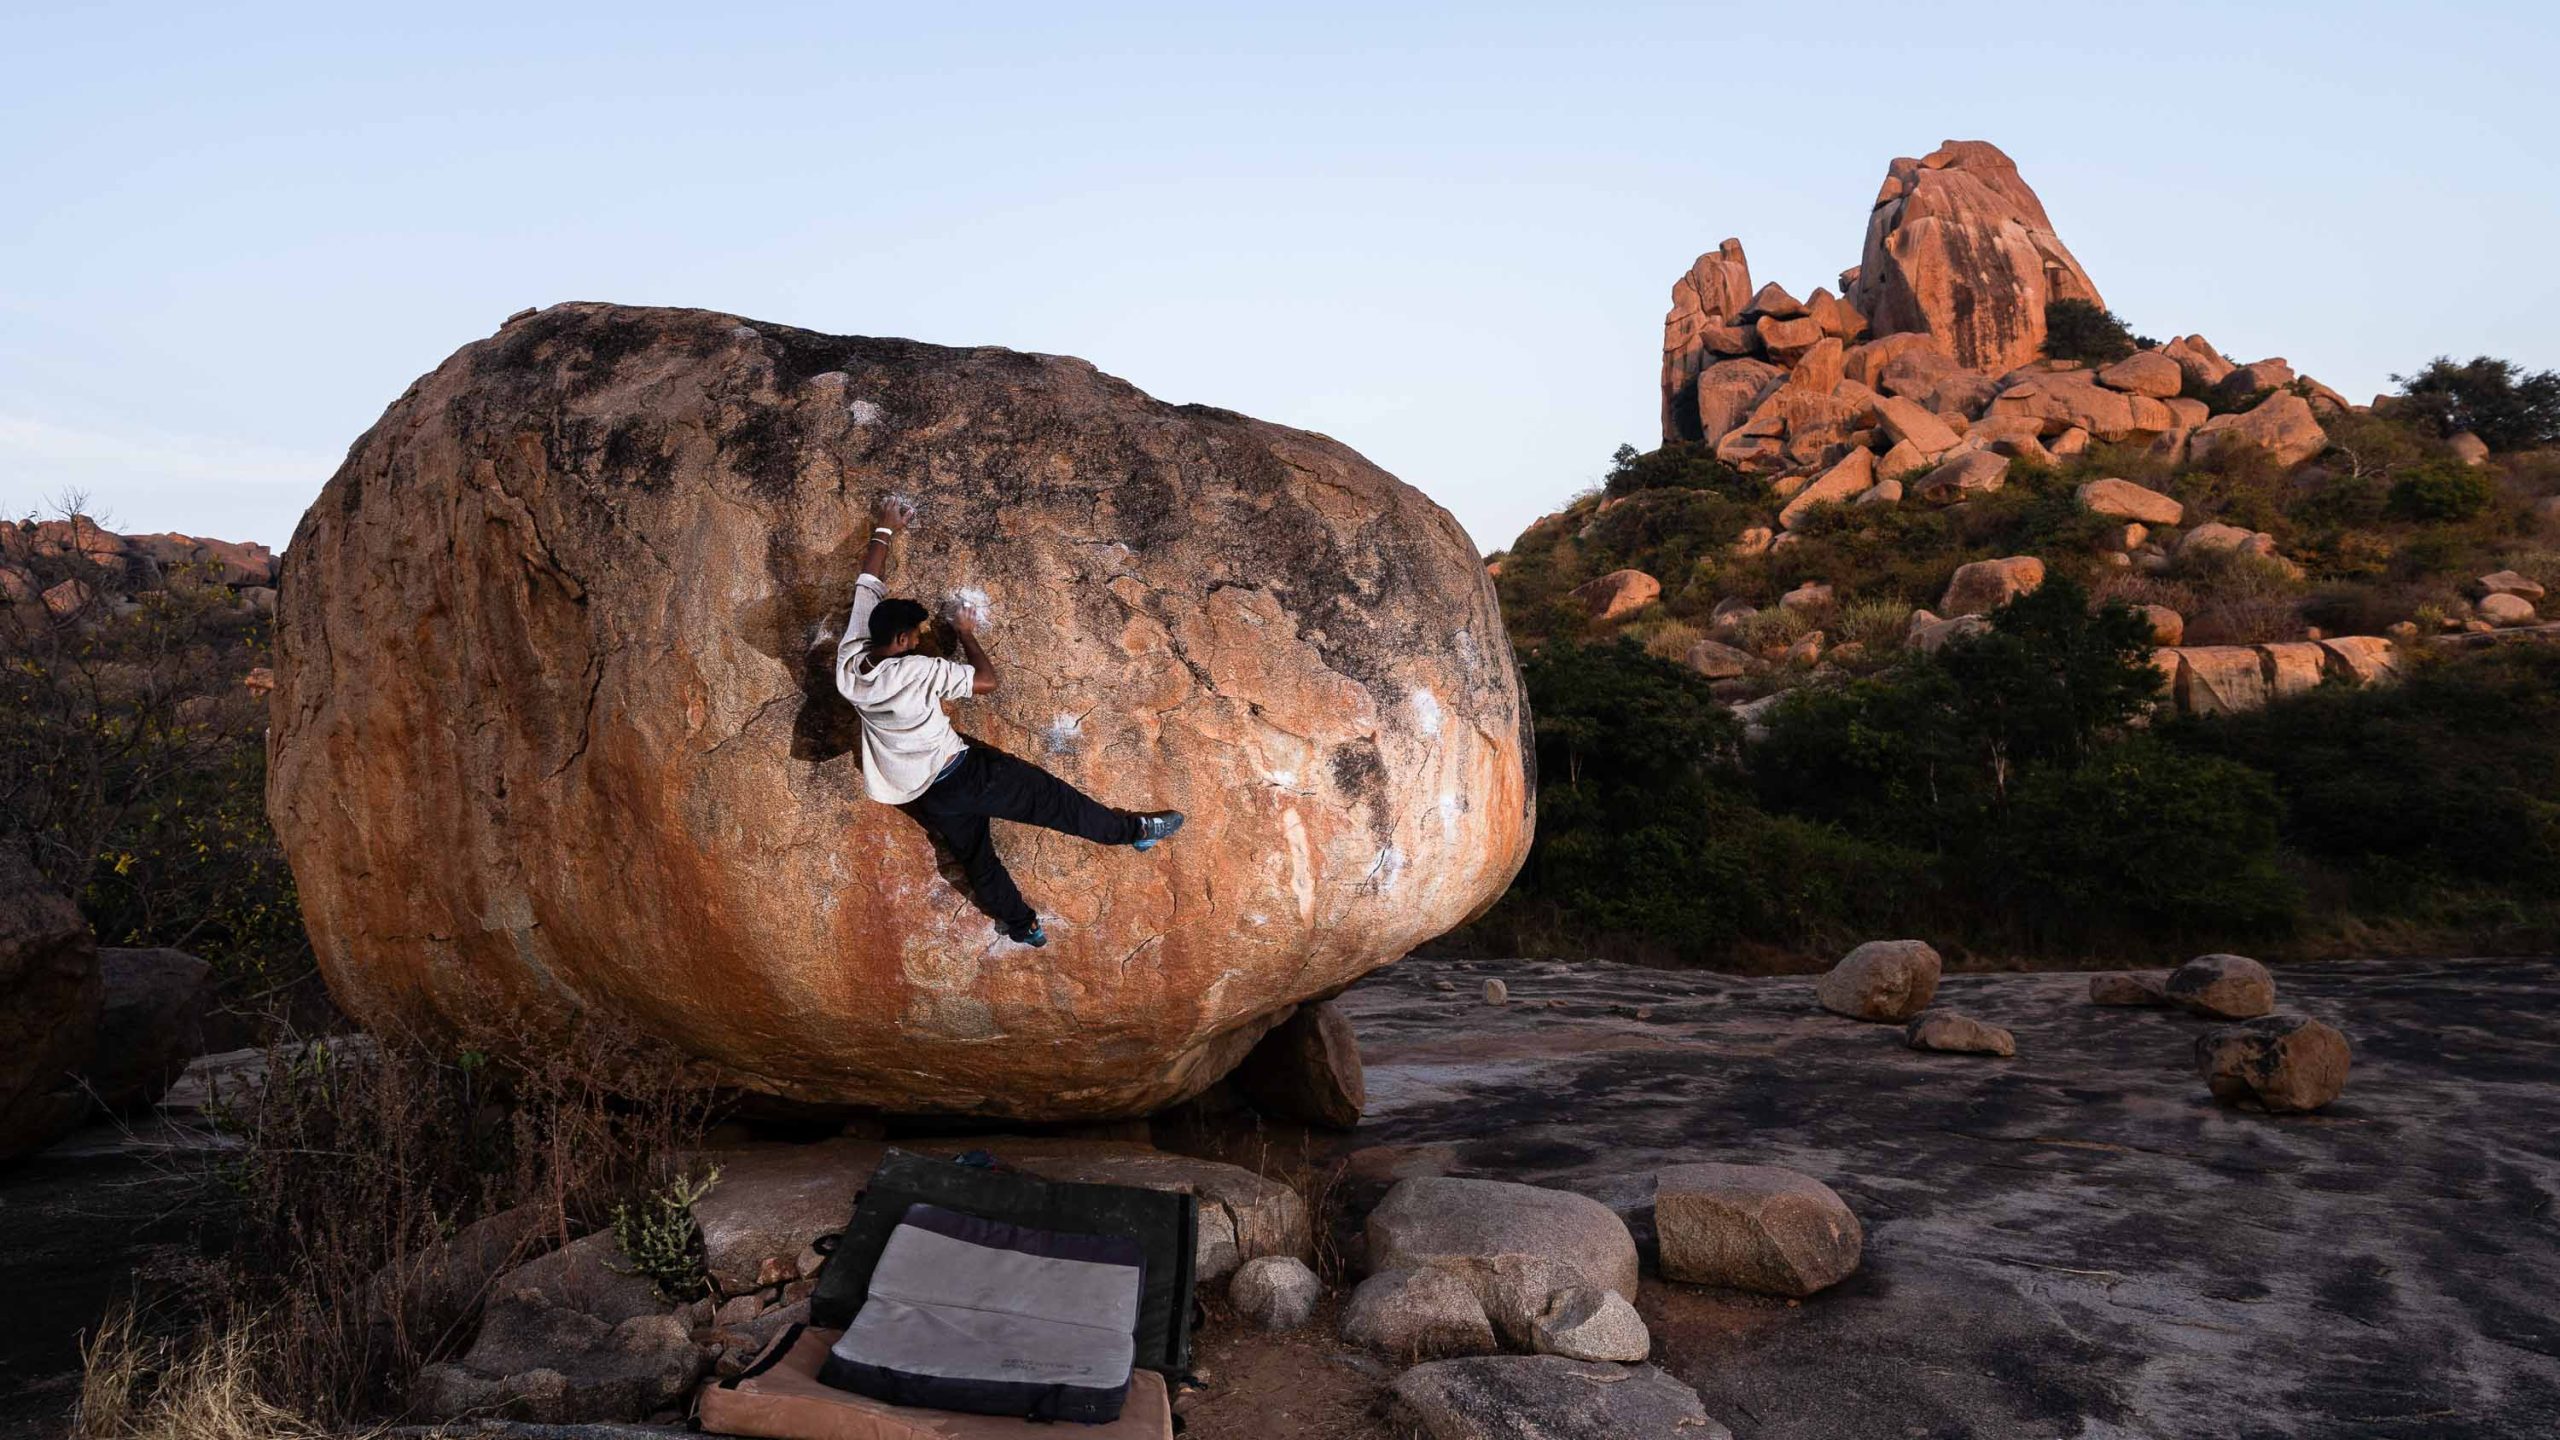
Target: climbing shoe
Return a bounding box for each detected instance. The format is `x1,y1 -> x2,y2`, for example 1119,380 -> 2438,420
1132,811 -> 1186,852
1006,918 -> 1047,948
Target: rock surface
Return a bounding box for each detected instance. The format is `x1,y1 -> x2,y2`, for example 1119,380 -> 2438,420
1813,939 -> 1942,1022
1233,999 -> 1367,1130
1341,1267 -> 1497,1358
1655,1162 -> 1864,1297
267,303 -> 1533,1118
1366,1176 -> 1640,1347
1229,1254 -> 1322,1332
2197,1014 -> 2352,1113
1849,141 -> 2105,374
1391,1356 -> 1729,1440
83,948 -> 213,1113
1528,1285 -> 1650,1363
0,852 -> 101,1161
2166,954 -> 2277,1019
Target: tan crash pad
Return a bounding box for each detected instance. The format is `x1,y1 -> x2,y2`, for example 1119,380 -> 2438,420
698,1325 -> 1174,1440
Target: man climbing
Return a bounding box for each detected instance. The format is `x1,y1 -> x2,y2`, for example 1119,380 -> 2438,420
835,495 -> 1182,948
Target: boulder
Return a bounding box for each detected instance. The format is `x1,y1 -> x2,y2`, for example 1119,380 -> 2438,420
1755,314 -> 1826,364
1655,1162 -> 1863,1297
1731,526 -> 1775,557
1904,1010 -> 2016,1057
83,947 -> 214,1113
2197,1015 -> 2351,1114
1909,612 -> 1990,654
2173,646 -> 2272,716
1940,556 -> 2045,617
1234,999 -> 1364,1130
1682,639 -> 1755,680
1779,448 -> 1875,531
1366,1177 -> 1639,1347
1874,393 -> 1961,456
267,303 -> 1532,1120
1785,336 -> 1848,395
2178,522 -> 2264,557
2317,636 -> 2402,686
2220,358 -> 2297,397
2161,335 -> 2233,390
1848,141 -> 2105,374
2259,642 -> 2327,700
685,1138 -> 877,1294
1842,332 -> 1946,390
1695,358 -> 1787,445
1661,239 -> 1756,441
1528,1285 -> 1650,1363
0,851 -> 101,1161
2447,431 -> 2490,466
1854,477 -> 1903,508
1571,569 -> 1661,622
2166,954 -> 2276,1020
412,1295 -> 706,1423
368,1204 -> 554,1340
1743,281 -> 1807,320
1806,287 -> 1867,342
2077,478 -> 2184,525
1912,449 -> 2010,504
488,1230 -> 667,1325
1985,371 -> 2167,442
1780,582 -> 1834,612
1230,1254 -> 1322,1332
1813,939 -> 1941,1023
2089,971 -> 2170,1007
1482,978 -> 1509,1005
1342,1267 -> 1498,1358
2136,605 -> 2185,646
2192,392 -> 2328,468
2478,592 -> 2538,627
1391,1356 -> 1728,1440
2097,351 -> 2184,398
2478,570 -> 2547,600
126,533 -> 280,588
1875,437 -> 1931,483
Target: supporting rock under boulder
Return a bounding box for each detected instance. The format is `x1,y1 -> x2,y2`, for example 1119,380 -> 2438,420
1232,999 -> 1366,1130
1229,1254 -> 1321,1332
1528,1285 -> 1649,1363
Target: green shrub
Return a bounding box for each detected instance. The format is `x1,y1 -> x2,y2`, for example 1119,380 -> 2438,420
2393,355 -> 2560,451
2386,462 -> 2496,521
2043,299 -> 2143,365
1604,441 -> 1759,501
610,1166 -> 721,1304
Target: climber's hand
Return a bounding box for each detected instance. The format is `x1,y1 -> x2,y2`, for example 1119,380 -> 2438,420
871,495 -> 916,534
948,608 -> 980,637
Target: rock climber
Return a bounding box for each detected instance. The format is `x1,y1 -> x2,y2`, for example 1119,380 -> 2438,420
834,494 -> 1182,948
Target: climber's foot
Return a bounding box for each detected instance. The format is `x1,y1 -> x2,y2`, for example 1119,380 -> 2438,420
1006,918 -> 1047,948
1131,811 -> 1186,852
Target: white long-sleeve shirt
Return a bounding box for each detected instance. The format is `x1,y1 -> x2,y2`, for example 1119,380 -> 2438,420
834,573 -> 976,803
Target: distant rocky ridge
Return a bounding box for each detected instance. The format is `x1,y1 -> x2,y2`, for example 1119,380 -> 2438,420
2,514 -> 281,630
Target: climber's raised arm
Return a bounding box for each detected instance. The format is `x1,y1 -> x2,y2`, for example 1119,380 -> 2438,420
948,605 -> 1000,695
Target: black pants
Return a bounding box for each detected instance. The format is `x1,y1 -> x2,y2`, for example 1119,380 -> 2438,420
904,746 -> 1140,931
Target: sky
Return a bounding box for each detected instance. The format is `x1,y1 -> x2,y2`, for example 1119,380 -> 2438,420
5,1 -> 2555,556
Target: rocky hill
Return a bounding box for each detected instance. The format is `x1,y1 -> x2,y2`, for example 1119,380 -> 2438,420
1503,140 -> 2557,722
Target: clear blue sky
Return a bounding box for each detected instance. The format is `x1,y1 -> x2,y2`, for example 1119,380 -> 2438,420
5,1 -> 2554,554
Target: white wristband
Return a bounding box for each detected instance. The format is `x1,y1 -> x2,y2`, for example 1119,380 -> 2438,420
873,527 -> 895,538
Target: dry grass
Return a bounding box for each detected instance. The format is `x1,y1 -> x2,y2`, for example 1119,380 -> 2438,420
1637,619 -> 1704,665
76,1307 -> 342,1440
1834,599 -> 1911,655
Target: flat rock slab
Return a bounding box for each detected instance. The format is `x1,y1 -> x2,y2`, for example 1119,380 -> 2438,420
1345,957 -> 2560,1437
1390,1355 -> 1728,1439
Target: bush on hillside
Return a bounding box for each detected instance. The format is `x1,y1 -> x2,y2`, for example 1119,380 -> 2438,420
2042,299 -> 2146,365
2386,461 -> 2497,522
1604,441 -> 1758,500
2393,355 -> 2560,451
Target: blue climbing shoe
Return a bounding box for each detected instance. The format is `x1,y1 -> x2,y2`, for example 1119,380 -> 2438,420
1006,918 -> 1047,947
1132,811 -> 1185,852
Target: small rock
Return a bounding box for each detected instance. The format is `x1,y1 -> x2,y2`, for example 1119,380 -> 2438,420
1230,1255 -> 1322,1332
1435,979 -> 1458,993
1530,1285 -> 1649,1362
2479,592 -> 2538,627
1779,581 -> 1834,612
713,1293 -> 761,1327
1341,1268 -> 1497,1358
1367,1177 -> 1639,1348
1483,979 -> 1509,1005
1655,1163 -> 1863,1297
2197,1014 -> 2351,1113
2166,954 -> 2276,1019
2089,971 -> 2170,1007
1391,1356 -> 1730,1440
1903,1009 -> 2016,1057
1814,939 -> 1942,1023
1569,570 -> 1661,623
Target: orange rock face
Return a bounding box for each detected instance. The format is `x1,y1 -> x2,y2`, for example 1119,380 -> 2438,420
1850,141 -> 2105,374
268,304 -> 1533,1119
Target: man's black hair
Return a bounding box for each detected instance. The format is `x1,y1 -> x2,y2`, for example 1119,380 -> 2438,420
868,597 -> 930,649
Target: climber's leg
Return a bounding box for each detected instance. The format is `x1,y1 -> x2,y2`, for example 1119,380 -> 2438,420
968,746 -> 1144,846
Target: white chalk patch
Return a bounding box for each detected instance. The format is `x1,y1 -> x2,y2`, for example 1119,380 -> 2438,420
1246,912 -> 1268,927
1367,845 -> 1407,892
1409,688 -> 1443,738
946,586 -> 992,627
1454,629 -> 1481,672
1438,792 -> 1468,825
1043,713 -> 1084,754
1266,768 -> 1297,787
848,398 -> 885,426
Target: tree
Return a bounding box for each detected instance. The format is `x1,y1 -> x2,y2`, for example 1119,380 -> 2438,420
2392,355 -> 2560,451
2043,299 -> 2149,365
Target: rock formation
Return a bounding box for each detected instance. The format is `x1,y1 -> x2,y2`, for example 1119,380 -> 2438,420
1849,141 -> 2105,374
0,850 -> 101,1161
269,302 -> 1533,1119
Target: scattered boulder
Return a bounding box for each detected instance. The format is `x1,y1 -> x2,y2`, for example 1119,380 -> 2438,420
2317,636 -> 2403,686
1814,939 -> 1942,1023
1683,639 -> 1755,680
1230,1255 -> 1322,1333
1940,556 -> 2045,617
1744,281 -> 1807,320
2197,1014 -> 2351,1114
2161,335 -> 2234,390
368,1204 -> 553,1340
1909,613 -> 1990,654
2191,392 -> 2328,468
1366,1177 -> 1640,1347
2077,477 -> 2185,526
1391,1356 -> 1728,1440
1904,1010 -> 2016,1057
83,947 -> 214,1113
2219,358 -> 2296,398
1661,239 -> 1757,441
1342,1267 -> 1498,1358
1482,978 -> 1509,1005
1234,999 -> 1366,1130
2096,351 -> 2184,398
1780,581 -> 1834,611
2260,641 -> 2328,700
2173,646 -> 2272,716
1912,449 -> 2010,504
2166,954 -> 2277,1020
2089,971 -> 2170,1007
2447,431 -> 2490,466
1875,393 -> 1961,456
2478,570 -> 2547,600
1855,477 -> 1904,508
1847,141 -> 2105,374
2136,605 -> 2185,646
1778,448 -> 1875,531
0,851 -> 101,1162
2478,592 -> 2538,627
1529,1286 -> 1650,1363
1694,357 -> 1787,444
1570,569 -> 1661,623
1655,1162 -> 1864,1297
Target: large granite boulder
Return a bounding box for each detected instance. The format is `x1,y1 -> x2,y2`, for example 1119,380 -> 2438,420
1848,141 -> 2106,374
269,303 -> 1533,1119
0,851 -> 101,1161
1815,939 -> 1942,1022
84,947 -> 214,1113
1661,239 -> 1757,442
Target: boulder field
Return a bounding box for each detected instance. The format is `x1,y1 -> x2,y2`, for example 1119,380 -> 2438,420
267,302 -> 1532,1118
